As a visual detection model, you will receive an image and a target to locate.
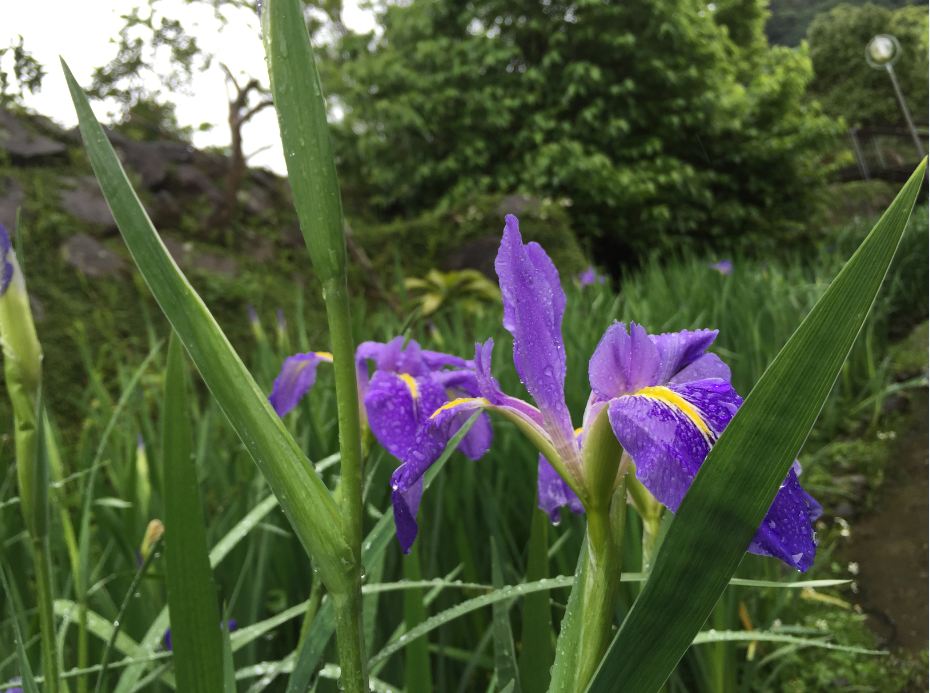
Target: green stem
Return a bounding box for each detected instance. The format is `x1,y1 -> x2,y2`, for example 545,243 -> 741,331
332,583 -> 368,692
322,278 -> 367,691
33,537 -> 59,693
574,478 -> 626,692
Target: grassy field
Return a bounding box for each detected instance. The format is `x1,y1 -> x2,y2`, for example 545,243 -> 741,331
0,206 -> 927,691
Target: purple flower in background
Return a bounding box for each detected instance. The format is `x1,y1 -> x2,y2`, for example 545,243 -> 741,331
269,337 -> 493,465
578,265 -> 606,286
709,259 -> 733,275
390,215 -> 820,570
1,224 -> 15,296
163,620 -> 237,651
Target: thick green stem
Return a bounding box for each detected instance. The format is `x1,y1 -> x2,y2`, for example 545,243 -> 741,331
574,478 -> 626,692
333,583 -> 368,692
33,537 -> 59,693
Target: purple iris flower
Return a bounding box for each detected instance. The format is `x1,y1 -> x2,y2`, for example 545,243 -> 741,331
269,336 -> 493,465
1,224 -> 14,296
390,215 -> 820,570
709,259 -> 733,275
578,265 -> 606,287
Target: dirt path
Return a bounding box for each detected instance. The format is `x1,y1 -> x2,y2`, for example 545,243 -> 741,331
846,392 -> 928,649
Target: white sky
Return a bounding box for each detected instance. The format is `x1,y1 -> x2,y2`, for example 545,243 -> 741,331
0,0 -> 378,174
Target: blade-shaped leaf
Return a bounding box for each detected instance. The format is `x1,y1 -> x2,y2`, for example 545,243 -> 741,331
491,537 -> 521,693
61,61 -> 352,596
587,159 -> 927,692
162,334 -> 224,691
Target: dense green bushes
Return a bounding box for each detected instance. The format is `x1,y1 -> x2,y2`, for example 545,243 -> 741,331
324,0 -> 841,265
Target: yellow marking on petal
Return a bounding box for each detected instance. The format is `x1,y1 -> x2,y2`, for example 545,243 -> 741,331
635,385 -> 712,438
574,427 -> 584,436
398,373 -> 419,399
314,351 -> 334,362
429,397 -> 489,419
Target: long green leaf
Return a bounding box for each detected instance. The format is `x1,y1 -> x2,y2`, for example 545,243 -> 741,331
402,547 -> 432,693
61,61 -> 352,594
519,509 -> 554,693
162,334 -> 224,691
586,159 -> 927,692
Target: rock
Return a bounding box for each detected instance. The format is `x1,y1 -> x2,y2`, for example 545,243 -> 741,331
496,194 -> 540,218
162,234 -> 237,278
61,234 -> 126,278
58,175 -> 116,229
442,235 -> 500,278
0,177 -> 25,230
117,139 -> 193,189
172,164 -> 223,204
0,110 -> 67,162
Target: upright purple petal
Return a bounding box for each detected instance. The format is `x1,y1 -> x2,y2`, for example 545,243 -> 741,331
537,456 -> 584,522
588,322 -> 661,400
0,224 -> 14,296
494,215 -> 574,443
668,353 -> 731,385
474,339 -> 546,425
650,329 -> 719,384
269,352 -> 333,416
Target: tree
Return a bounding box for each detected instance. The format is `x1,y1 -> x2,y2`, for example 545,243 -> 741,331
323,0 -> 840,264
807,3 -> 928,128
0,35 -> 45,107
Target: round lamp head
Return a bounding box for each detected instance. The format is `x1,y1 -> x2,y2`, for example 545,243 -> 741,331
866,34 -> 900,68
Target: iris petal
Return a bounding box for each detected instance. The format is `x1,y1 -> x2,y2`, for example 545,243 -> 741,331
537,456 -> 584,521
268,352 -> 333,416
589,322 -> 661,400
608,378 -> 819,571
650,328 -> 719,384
364,371 -> 447,460
494,216 -> 574,445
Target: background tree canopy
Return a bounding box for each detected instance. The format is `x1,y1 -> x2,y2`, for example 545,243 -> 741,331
322,0 -> 840,266
807,2 -> 928,128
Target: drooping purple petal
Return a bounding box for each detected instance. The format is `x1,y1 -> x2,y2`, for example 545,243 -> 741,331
390,396 -> 490,552
537,456 -> 584,522
269,352 -> 333,416
748,465 -> 822,570
588,322 -> 661,401
494,215 -> 574,445
650,329 -> 719,384
364,371 -> 447,460
607,379 -> 819,571
0,224 -> 14,296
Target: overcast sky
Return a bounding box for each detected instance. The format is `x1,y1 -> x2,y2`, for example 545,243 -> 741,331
1,0 -> 377,174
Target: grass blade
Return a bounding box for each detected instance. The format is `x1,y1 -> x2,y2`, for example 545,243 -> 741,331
491,537 -> 520,692
519,509 -> 554,693
402,547 -> 432,693
586,159 -> 927,692
161,334 -> 224,691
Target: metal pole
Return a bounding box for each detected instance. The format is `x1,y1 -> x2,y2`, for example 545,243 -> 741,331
885,63 -> 925,158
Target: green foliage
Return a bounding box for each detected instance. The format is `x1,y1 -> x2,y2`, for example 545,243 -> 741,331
404,269 -> 501,320
324,0 -> 840,264
0,35 -> 45,106
766,0 -> 922,47
808,3 -> 929,128
353,194 -> 585,279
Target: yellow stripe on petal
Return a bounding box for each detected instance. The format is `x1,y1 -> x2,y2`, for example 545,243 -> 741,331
313,351 -> 334,362
398,373 -> 419,399
430,397 -> 489,419
635,385 -> 712,438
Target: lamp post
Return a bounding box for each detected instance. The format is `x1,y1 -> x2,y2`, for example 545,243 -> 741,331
866,33 -> 925,158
